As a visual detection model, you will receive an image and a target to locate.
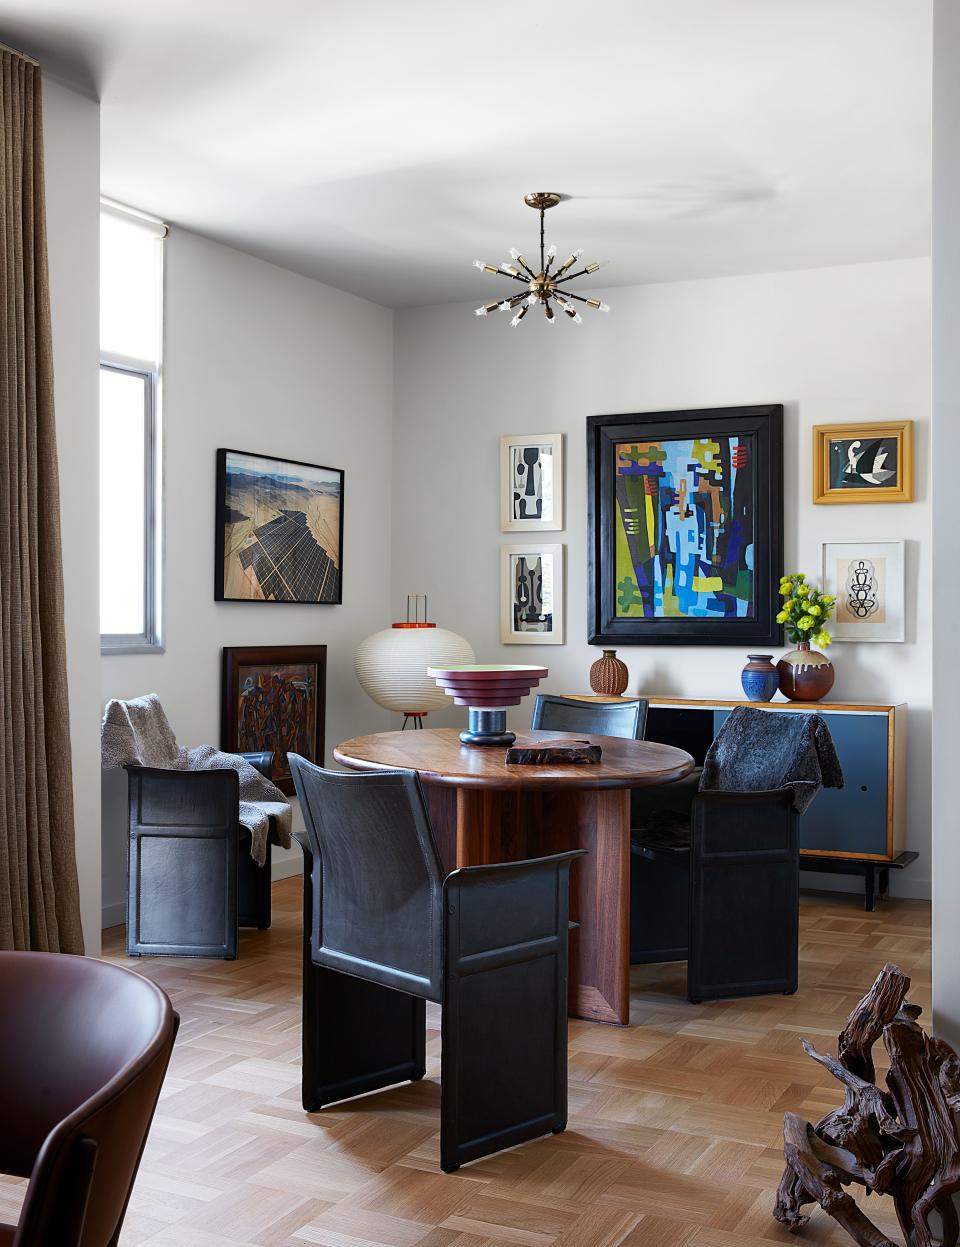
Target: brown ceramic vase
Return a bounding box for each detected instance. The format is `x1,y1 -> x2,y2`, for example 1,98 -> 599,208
776,639 -> 835,702
589,649 -> 629,696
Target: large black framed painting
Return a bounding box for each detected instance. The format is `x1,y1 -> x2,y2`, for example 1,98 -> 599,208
215,448 -> 344,604
587,405 -> 783,646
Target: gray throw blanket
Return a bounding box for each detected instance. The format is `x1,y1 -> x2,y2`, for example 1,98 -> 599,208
101,694 -> 292,865
700,705 -> 844,814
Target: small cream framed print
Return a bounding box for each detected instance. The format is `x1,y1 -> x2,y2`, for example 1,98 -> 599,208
500,543 -> 565,645
500,433 -> 564,531
821,540 -> 905,642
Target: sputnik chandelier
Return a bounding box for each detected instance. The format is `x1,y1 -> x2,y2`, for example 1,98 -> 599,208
474,192 -> 609,327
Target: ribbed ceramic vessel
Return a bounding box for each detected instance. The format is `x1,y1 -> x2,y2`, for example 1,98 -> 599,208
355,625 -> 475,715
427,663 -> 549,746
589,649 -> 629,696
740,654 -> 779,702
776,640 -> 835,703
426,664 -> 549,708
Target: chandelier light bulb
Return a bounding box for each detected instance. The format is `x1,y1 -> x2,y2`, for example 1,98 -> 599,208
472,193 -> 610,328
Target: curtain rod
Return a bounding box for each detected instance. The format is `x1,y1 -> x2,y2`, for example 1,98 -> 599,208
0,41 -> 39,66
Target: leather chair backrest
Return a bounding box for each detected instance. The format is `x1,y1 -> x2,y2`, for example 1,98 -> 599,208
290,755 -> 445,999
0,952 -> 176,1246
532,694 -> 648,740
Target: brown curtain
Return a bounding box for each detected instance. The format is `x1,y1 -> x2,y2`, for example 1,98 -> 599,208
0,49 -> 84,953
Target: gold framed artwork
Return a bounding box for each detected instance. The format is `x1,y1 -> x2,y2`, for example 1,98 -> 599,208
500,543 -> 565,645
499,433 -> 564,531
812,421 -> 913,504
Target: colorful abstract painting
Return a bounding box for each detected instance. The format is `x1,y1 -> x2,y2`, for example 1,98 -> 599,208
221,645 -> 327,795
614,435 -> 755,620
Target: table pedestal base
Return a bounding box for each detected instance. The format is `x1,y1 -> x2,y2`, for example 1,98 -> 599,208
426,786 -> 630,1025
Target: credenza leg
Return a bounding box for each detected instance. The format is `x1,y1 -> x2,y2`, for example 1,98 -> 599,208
864,866 -> 876,913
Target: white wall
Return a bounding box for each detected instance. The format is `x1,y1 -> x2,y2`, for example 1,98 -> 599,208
932,0 -> 960,1041
100,230 -> 394,925
44,78 -> 102,953
393,258 -> 932,896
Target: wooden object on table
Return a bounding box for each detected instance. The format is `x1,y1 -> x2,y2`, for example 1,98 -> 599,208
773,962 -> 960,1247
334,728 -> 694,1026
567,693 -> 911,909
506,740 -> 602,765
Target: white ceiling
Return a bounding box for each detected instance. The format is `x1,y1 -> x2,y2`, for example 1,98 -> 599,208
0,0 -> 931,308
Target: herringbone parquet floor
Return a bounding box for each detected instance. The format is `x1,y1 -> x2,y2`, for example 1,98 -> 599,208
0,883 -> 931,1246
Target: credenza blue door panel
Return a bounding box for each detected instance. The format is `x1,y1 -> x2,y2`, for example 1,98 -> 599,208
799,713 -> 888,856
711,708 -> 889,857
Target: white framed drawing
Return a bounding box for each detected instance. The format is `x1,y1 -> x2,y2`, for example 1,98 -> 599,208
500,433 -> 564,531
500,543 -> 565,645
821,540 -> 905,642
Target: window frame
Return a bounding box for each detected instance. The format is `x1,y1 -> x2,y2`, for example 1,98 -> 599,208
99,199 -> 166,655
99,356 -> 164,654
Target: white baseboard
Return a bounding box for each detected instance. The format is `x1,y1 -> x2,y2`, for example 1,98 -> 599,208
272,856 -> 303,882
101,900 -> 126,930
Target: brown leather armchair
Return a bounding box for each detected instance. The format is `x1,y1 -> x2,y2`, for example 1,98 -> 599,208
0,951 -> 178,1246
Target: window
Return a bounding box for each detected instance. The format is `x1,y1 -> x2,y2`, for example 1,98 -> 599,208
100,202 -> 165,652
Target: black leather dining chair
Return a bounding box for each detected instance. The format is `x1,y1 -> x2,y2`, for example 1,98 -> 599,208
289,753 -> 583,1174
528,694 -> 801,1002
125,751 -> 275,959
531,693 -> 648,740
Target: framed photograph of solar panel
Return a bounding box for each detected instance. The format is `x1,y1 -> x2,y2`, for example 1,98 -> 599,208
215,448 -> 344,604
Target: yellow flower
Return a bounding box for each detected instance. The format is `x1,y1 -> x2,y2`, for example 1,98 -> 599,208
776,610 -> 788,624
798,615 -> 814,630
796,584 -> 810,598
814,630 -> 831,648
808,603 -> 821,616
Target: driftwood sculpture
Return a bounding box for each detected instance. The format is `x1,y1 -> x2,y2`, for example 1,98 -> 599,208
774,963 -> 960,1247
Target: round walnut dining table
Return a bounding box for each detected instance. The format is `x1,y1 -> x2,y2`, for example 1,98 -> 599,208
334,728 -> 695,1026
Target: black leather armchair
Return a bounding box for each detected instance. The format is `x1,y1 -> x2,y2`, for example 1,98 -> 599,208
289,753 -> 583,1174
125,751 -> 274,960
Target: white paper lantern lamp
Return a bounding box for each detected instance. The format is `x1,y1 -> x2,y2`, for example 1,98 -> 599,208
355,596 -> 475,728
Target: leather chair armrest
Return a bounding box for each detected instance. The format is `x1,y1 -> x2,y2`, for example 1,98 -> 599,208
239,751 -> 274,781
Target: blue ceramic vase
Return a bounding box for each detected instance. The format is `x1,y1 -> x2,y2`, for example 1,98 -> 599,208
740,653 -> 779,702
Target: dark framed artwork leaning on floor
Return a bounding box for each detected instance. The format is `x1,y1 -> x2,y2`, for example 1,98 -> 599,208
587,404 -> 783,646
221,645 -> 327,796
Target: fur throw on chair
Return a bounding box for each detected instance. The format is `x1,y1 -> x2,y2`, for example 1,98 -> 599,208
700,705 -> 844,814
101,694 -> 291,865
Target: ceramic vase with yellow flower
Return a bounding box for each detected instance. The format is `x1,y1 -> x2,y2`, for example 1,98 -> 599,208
775,572 -> 837,703
776,640 -> 835,702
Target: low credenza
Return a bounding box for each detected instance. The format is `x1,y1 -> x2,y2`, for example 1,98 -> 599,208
572,695 -> 915,910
